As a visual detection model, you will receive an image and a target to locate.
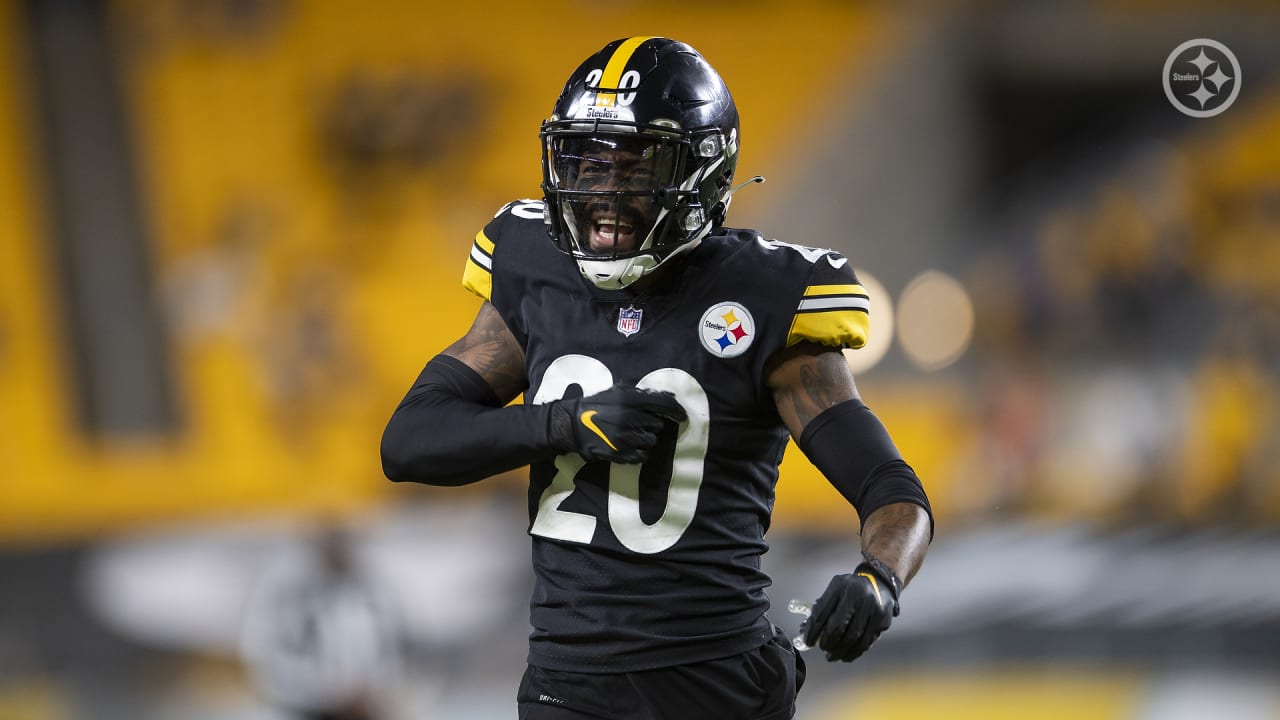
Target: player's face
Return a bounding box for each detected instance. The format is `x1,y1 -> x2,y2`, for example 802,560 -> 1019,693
570,142 -> 665,255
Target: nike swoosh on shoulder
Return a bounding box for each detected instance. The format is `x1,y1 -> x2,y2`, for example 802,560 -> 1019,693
579,410 -> 619,451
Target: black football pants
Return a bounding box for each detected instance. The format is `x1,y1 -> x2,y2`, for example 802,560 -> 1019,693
517,628 -> 805,720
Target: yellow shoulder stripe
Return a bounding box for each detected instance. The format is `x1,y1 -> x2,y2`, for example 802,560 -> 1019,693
474,229 -> 495,255
797,283 -> 870,314
461,229 -> 494,301
804,283 -> 864,297
787,309 -> 869,349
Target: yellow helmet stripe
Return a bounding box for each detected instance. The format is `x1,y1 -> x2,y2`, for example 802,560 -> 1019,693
596,36 -> 656,107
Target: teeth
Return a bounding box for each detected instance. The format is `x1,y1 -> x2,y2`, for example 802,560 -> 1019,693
594,218 -> 633,239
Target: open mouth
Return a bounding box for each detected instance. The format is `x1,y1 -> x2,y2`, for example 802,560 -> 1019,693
591,216 -> 637,250
583,204 -> 649,254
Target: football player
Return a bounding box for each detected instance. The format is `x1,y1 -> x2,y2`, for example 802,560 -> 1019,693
382,36 -> 933,720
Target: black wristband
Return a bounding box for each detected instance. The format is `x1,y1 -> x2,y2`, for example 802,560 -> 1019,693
858,551 -> 903,600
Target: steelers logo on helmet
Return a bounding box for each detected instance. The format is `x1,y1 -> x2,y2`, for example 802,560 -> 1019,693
540,37 -> 742,290
699,302 -> 755,358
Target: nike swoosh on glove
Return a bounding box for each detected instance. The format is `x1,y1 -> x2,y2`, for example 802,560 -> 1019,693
802,558 -> 901,662
550,384 -> 687,464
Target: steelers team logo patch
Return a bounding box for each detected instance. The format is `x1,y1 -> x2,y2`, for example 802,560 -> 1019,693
699,302 -> 755,358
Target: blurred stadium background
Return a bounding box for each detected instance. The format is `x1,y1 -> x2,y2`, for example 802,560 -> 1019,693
1,0 -> 1279,718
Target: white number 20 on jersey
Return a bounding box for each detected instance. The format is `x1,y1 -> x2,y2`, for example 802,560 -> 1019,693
529,354 -> 710,554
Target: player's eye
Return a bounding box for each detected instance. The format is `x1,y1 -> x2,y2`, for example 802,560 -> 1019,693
623,168 -> 654,189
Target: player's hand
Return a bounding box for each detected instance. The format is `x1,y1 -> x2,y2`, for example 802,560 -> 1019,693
802,560 -> 900,662
553,385 -> 687,464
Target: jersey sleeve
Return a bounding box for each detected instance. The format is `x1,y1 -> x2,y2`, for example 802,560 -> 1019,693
785,251 -> 870,349
461,211 -> 502,302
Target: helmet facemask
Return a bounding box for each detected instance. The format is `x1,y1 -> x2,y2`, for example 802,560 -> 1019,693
541,123 -> 735,289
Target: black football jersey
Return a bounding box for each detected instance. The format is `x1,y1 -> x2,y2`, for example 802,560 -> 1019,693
462,199 -> 870,673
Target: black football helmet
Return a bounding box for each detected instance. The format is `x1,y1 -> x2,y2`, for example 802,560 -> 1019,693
540,37 -> 741,289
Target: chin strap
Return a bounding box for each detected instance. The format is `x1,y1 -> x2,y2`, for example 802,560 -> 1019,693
577,234 -> 705,289
577,254 -> 656,290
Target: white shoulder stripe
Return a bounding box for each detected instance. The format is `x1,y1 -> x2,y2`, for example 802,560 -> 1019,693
797,296 -> 870,312
470,244 -> 493,271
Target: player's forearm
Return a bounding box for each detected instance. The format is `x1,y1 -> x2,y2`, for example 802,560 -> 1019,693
381,401 -> 561,486
381,355 -> 564,486
859,502 -> 931,587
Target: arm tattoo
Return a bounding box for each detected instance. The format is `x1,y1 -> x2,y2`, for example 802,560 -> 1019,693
770,345 -> 858,435
443,303 -> 526,403
793,352 -> 853,427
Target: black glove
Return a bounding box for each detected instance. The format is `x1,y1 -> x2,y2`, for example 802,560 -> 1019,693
802,554 -> 902,662
550,384 -> 687,464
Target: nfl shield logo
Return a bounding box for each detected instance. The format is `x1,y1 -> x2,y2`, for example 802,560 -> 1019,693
617,306 -> 643,337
